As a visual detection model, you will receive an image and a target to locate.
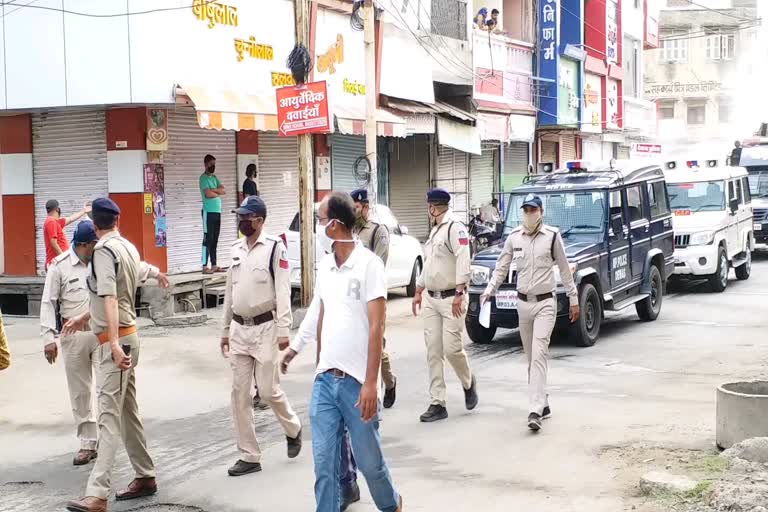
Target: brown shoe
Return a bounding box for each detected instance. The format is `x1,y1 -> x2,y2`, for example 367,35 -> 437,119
214,266 -> 227,273
73,449 -> 97,466
66,496 -> 107,512
115,477 -> 157,501
202,267 -> 214,275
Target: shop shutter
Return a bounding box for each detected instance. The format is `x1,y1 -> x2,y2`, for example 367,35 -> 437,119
436,146 -> 469,223
165,109 -> 237,274
32,110 -> 108,274
389,136 -> 430,240
602,142 -> 616,160
330,134 -> 367,192
502,142 -> 529,191
560,135 -> 577,162
257,133 -> 300,234
582,139 -> 602,163
469,147 -> 496,214
540,140 -> 557,166
618,145 -> 631,159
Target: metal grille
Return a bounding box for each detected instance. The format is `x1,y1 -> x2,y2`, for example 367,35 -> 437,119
753,208 -> 768,222
560,135 -> 577,162
675,234 -> 690,248
469,148 -> 496,211
389,136 -> 431,240
330,134 -> 367,192
32,110 -> 108,275
503,142 -> 529,191
430,0 -> 467,40
436,146 -> 469,223
257,133 -> 300,234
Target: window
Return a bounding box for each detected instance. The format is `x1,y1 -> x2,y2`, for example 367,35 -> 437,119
648,181 -> 670,218
687,103 -> 706,125
661,38 -> 688,63
660,100 -> 675,120
719,100 -> 731,123
430,0 -> 468,41
742,177 -> 752,203
506,192 -> 606,239
667,181 -> 725,212
623,38 -> 639,98
706,34 -> 736,60
731,179 -> 743,205
626,186 -> 645,223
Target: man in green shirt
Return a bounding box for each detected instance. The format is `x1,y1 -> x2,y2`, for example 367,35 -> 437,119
200,154 -> 226,274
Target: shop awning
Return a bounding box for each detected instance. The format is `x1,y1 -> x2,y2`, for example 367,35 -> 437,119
437,117 -> 481,155
478,112 -> 509,141
175,85 -> 278,131
509,114 -> 536,142
334,105 -> 407,138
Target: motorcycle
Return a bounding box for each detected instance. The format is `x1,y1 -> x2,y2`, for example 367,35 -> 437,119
468,215 -> 502,256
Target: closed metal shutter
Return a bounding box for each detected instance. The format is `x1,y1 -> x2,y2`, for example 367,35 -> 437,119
540,140 -> 557,166
560,135 -> 577,162
32,111 -> 108,274
618,145 -> 631,159
602,142 -> 616,160
502,142 -> 529,191
436,146 -> 469,223
470,147 -> 496,213
331,134 -> 367,192
389,136 -> 430,240
257,133 -> 299,234
582,139 -> 602,163
165,109 -> 237,274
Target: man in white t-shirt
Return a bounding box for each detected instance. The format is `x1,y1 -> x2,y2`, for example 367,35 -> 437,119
307,191 -> 402,512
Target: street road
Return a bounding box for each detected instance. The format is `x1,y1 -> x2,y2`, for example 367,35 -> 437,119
3,256 -> 768,511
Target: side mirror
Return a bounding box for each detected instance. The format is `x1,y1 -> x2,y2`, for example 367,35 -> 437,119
730,198 -> 739,213
610,215 -> 624,236
400,225 -> 409,235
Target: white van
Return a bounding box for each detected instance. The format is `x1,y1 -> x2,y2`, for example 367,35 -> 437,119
664,164 -> 753,292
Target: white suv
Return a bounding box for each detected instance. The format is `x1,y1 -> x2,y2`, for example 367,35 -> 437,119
665,163 -> 753,292
284,204 -> 424,296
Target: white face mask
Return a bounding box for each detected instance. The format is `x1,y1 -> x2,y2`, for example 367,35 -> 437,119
316,219 -> 354,254
522,211 -> 543,232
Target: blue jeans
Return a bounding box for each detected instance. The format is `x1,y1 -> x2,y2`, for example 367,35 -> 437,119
310,371 -> 400,512
340,429 -> 358,489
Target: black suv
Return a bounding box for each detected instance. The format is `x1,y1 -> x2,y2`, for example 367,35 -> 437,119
466,161 -> 675,347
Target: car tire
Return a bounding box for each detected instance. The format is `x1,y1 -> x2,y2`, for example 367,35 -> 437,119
465,316 -> 497,344
708,247 -> 728,293
405,259 -> 422,298
636,265 -> 662,321
571,283 -> 601,347
735,249 -> 752,281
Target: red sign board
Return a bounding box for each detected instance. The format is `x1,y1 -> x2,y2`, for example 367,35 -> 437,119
275,81 -> 331,136
632,143 -> 662,155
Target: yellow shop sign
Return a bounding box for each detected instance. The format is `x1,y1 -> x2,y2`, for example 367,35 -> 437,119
234,37 -> 274,62
192,0 -> 238,29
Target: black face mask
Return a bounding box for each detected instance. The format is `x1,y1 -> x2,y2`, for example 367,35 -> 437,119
239,219 -> 257,237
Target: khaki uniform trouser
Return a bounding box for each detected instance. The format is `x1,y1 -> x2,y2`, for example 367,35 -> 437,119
381,334 -> 396,390
517,297 -> 556,415
61,331 -> 100,450
86,333 -> 155,499
423,293 -> 473,406
229,320 -> 301,463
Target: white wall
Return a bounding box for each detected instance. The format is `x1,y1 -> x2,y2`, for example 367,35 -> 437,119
622,0 -> 645,41
0,0 -> 296,110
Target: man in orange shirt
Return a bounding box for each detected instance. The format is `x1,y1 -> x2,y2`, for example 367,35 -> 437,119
44,199 -> 90,269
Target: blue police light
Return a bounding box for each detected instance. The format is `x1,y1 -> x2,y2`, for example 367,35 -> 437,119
686,160 -> 698,168
566,161 -> 585,172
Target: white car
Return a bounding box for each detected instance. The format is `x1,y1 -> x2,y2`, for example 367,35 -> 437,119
283,204 -> 424,296
665,163 -> 753,292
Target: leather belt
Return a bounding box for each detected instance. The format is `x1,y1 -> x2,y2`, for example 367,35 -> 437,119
325,368 -> 349,378
517,292 -> 554,303
233,311 -> 274,327
96,325 -> 138,344
427,289 -> 457,299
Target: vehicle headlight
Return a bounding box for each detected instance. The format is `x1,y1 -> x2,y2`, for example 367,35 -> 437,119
689,231 -> 715,246
554,262 -> 578,284
470,265 -> 490,286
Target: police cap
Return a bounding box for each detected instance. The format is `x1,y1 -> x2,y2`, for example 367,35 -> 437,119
350,188 -> 368,203
92,197 -> 121,216
521,193 -> 543,209
73,220 -> 98,244
234,195 -> 267,217
426,188 -> 451,204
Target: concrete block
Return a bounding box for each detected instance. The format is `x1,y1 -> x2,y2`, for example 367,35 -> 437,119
723,437 -> 768,464
155,313 -> 208,327
639,471 -> 698,495
717,381 -> 768,449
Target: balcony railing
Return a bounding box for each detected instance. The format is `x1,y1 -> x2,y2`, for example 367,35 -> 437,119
473,30 -> 533,106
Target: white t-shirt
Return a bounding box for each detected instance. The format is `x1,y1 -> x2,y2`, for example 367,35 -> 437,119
315,243 -> 387,385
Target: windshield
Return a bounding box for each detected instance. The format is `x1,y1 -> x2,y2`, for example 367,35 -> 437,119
667,181 -> 725,212
505,191 -> 606,239
747,171 -> 768,198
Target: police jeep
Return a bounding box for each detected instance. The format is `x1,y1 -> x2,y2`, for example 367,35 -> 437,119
466,160 -> 675,347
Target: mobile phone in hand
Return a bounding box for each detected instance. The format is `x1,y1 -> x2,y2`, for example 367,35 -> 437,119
122,344 -> 131,356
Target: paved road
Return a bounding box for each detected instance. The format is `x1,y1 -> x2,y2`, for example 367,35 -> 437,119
2,255 -> 768,511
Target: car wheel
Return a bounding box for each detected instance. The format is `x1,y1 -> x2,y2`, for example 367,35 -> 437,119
571,283 -> 601,347
708,247 -> 728,293
735,249 -> 752,281
465,315 -> 497,344
405,259 -> 422,298
636,265 -> 662,321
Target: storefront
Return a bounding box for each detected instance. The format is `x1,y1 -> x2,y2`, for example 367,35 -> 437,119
389,135 -> 431,240
469,147 -> 497,215
502,142 -> 530,191
257,133 -> 300,233
435,117 -> 480,223
32,110 -> 109,274
330,134 -> 366,192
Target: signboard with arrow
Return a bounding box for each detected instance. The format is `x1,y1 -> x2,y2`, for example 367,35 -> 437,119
275,80 -> 331,136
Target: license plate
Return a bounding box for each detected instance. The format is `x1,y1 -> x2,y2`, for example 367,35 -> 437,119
496,290 -> 518,309
755,223 -> 763,231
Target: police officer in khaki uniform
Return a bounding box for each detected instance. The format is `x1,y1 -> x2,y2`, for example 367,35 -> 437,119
65,198 -> 169,512
41,221 -> 100,466
412,188 -> 478,423
480,194 -> 579,431
221,195 -> 302,477
351,188 -> 397,407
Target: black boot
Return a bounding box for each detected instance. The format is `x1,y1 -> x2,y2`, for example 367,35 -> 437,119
464,375 -> 478,410
228,459 -> 262,476
341,480 -> 361,511
383,377 -> 397,409
527,413 -> 542,431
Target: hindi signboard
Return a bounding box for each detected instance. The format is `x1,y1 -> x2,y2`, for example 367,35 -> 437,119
275,81 -> 331,136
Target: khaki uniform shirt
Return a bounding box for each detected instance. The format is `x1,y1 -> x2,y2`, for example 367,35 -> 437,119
417,210 -> 471,291
221,233 -> 292,338
485,225 -> 578,306
353,219 -> 390,265
88,231 -> 159,333
41,250 -> 91,345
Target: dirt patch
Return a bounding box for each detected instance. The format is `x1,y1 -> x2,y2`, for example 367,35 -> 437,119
126,505 -> 206,512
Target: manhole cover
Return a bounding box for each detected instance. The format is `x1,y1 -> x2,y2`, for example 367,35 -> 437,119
126,505 -> 205,512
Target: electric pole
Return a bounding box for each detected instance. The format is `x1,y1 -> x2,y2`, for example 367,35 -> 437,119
294,0 -> 315,307
363,0 -> 378,205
